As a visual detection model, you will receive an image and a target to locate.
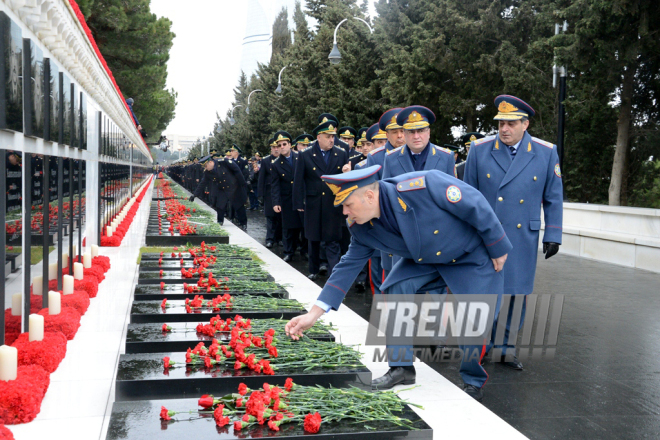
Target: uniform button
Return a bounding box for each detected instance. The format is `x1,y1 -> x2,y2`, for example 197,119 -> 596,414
291,181 -> 294,184
388,254 -> 393,257
337,166 -> 340,169
418,258 -> 423,262
452,259 -> 456,263
487,174 -> 491,178
434,230 -> 438,234
498,197 -> 503,202
313,167 -> 316,170
322,192 -> 325,195
534,176 -> 537,181
436,251 -> 441,256
282,174 -> 285,176
520,199 -> 524,204
517,224 -> 521,228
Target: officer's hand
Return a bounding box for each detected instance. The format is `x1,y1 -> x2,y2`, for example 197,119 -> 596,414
297,209 -> 304,212
543,242 -> 560,259
273,205 -> 282,213
188,196 -> 195,202
285,306 -> 325,340
342,163 -> 351,173
492,254 -> 508,272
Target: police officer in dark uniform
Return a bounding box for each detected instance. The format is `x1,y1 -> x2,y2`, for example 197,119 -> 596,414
293,119 -> 349,279
314,113 -> 351,156
189,156 -> 247,226
293,134 -> 313,152
455,132 -> 484,180
258,139 -> 282,247
271,131 -> 305,262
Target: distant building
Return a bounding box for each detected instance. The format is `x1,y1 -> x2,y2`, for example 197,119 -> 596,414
240,0 -> 300,79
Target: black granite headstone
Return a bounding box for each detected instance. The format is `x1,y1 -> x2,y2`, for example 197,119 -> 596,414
0,12 -> 23,132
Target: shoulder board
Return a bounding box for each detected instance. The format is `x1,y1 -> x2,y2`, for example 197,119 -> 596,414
396,176 -> 426,192
435,146 -> 452,154
386,146 -> 402,156
333,146 -> 345,152
346,217 -> 356,228
531,136 -> 555,149
273,157 -> 280,163
369,146 -> 385,156
356,159 -> 367,168
474,135 -> 496,146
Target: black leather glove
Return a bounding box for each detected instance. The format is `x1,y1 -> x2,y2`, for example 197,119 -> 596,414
188,195 -> 195,202
543,242 -> 559,259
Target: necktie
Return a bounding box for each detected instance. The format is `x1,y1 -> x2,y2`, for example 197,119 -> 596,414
509,146 -> 517,158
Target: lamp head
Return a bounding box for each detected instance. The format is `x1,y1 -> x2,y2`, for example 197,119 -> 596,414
229,117 -> 236,126
275,83 -> 282,94
328,43 -> 341,64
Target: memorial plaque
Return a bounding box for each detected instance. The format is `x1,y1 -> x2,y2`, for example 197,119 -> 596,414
115,352 -> 371,401
0,12 -> 23,132
80,91 -> 87,150
130,301 -> 302,324
70,82 -> 77,147
107,398 -> 432,440
22,39 -> 44,138
59,72 -> 71,145
47,58 -> 59,142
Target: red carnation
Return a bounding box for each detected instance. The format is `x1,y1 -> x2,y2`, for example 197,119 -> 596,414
204,356 -> 212,368
238,383 -> 249,396
284,378 -> 294,391
304,412 -> 322,433
160,282 -> 165,290
268,420 -> 281,431
234,420 -> 246,430
163,357 -> 171,369
268,346 -> 278,358
161,298 -> 167,309
198,394 -> 214,408
160,406 -> 174,420
236,398 -> 243,407
162,324 -> 171,332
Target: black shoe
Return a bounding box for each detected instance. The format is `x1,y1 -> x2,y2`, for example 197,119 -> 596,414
463,384 -> 484,402
319,264 -> 328,275
283,255 -> 293,262
277,241 -> 284,247
501,355 -> 523,370
308,273 -> 319,281
240,225 -> 248,232
371,367 -> 416,390
265,242 -> 274,249
355,281 -> 366,292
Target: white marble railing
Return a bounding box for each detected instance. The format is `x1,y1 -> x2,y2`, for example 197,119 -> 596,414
541,203 -> 660,273
2,0 -> 148,158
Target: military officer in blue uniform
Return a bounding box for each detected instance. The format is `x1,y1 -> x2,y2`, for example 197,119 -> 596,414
455,133 -> 485,180
463,95 -> 563,369
286,165 -> 512,401
366,108 -> 404,179
293,119 -> 349,279
346,127 -> 369,171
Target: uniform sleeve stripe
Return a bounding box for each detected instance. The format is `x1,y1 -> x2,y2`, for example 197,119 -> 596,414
545,225 -> 562,229
486,233 -> 506,247
327,283 -> 346,295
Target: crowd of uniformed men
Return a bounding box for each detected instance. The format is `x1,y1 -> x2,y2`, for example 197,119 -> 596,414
167,95 -> 564,402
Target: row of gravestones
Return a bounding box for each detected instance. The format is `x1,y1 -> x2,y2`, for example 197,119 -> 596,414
105,247 -> 432,439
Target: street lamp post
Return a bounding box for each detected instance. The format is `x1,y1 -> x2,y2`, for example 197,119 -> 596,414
329,17 -> 373,64
275,65 -> 289,94
229,105 -> 243,126
245,89 -> 263,114
553,20 -> 568,200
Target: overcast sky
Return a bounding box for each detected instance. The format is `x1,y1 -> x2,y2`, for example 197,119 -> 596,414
149,0 -> 378,139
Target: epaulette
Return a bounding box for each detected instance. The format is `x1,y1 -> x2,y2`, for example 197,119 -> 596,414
386,146 -> 402,156
346,217 -> 356,228
333,145 -> 344,152
356,159 -> 367,168
273,157 -> 280,163
435,146 -> 452,154
531,136 -> 554,149
369,146 -> 385,156
396,176 -> 426,192
474,135 -> 496,146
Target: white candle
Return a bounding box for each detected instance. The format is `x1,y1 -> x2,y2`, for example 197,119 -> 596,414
0,345 -> 18,381
63,275 -> 74,295
48,262 -> 58,280
107,226 -> 113,237
72,245 -> 77,257
29,314 -> 44,342
83,252 -> 92,269
11,293 -> 22,316
63,253 -> 69,268
73,262 -> 84,280
48,291 -> 61,315
91,244 -> 99,257
33,276 -> 43,296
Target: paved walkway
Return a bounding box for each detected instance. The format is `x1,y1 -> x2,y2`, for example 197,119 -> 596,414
245,209 -> 660,440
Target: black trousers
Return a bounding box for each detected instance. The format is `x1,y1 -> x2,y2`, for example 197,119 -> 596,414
266,214 -> 282,243
215,205 -> 226,224
282,227 -> 302,256
234,205 -> 247,227
340,226 -> 352,255
309,240 -> 340,275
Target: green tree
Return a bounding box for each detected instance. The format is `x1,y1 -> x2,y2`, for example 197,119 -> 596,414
80,0 -> 177,143
271,8 -> 292,62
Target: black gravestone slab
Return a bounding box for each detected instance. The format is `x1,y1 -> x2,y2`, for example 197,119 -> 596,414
125,322 -> 334,353
141,253 -> 251,261
106,398 -> 432,439
139,262 -> 264,272
0,12 -> 23,132
130,301 -> 303,324
115,352 -> 372,401
137,272 -> 273,285
133,285 -> 289,301
145,234 -> 229,246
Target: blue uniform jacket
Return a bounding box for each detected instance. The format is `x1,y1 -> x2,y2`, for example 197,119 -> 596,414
365,141 -> 396,179
463,131 -> 563,295
317,170 -> 512,311
380,143 -> 457,271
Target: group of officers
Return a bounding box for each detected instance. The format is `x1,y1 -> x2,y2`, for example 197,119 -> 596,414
167,95 -> 564,402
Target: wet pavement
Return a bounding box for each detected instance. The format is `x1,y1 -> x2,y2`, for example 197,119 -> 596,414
244,208 -> 660,440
